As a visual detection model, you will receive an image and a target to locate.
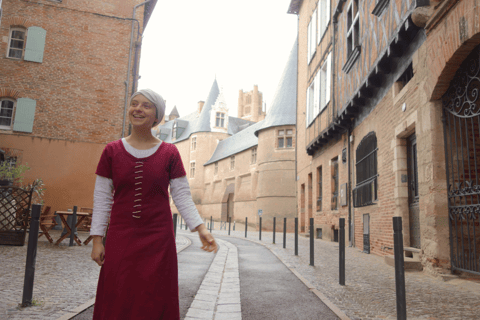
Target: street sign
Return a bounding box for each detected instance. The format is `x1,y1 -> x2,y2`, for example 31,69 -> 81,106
258,209 -> 263,216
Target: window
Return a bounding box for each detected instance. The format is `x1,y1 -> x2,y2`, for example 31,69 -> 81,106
216,112 -> 225,127
317,0 -> 331,41
347,0 -> 360,59
7,28 -> 26,59
230,156 -> 235,170
190,162 -> 195,178
191,136 -> 196,151
317,166 -> 322,211
398,63 -> 414,88
319,53 -> 331,112
353,132 -> 378,207
331,158 -> 339,210
251,147 -> 257,164
214,162 -> 218,175
0,97 -> 36,132
0,99 -> 15,129
306,52 -> 331,126
307,9 -> 317,63
278,129 -> 294,148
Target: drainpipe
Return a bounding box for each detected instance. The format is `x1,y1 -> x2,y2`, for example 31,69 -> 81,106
122,0 -> 152,137
295,15 -> 300,234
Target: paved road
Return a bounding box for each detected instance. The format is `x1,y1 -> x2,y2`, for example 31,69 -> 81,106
217,235 -> 338,320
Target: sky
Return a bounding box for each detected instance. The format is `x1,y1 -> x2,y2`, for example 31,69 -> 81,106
138,0 -> 298,118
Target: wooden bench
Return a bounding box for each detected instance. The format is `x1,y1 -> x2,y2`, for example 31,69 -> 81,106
38,206 -> 55,243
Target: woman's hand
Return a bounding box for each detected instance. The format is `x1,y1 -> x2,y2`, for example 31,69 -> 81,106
91,236 -> 105,266
195,224 -> 218,253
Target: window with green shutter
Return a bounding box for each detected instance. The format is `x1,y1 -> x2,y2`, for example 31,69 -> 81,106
0,98 -> 15,129
24,26 -> 46,63
13,98 -> 36,133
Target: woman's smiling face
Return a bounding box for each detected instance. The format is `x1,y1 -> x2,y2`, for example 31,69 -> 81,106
128,94 -> 158,128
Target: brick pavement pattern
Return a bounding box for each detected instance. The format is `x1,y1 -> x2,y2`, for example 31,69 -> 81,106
212,225 -> 480,320
0,230 -> 191,320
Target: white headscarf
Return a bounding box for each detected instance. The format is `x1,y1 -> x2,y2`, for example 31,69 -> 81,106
131,89 -> 166,126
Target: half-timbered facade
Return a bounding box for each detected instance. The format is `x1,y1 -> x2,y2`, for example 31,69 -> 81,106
290,0 -> 480,276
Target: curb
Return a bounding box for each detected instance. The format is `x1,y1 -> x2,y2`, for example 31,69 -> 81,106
55,235 -> 192,320
216,234 -> 352,320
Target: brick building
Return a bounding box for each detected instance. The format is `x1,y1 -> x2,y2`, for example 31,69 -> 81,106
0,0 -> 157,212
153,41 -> 298,230
289,0 -> 480,276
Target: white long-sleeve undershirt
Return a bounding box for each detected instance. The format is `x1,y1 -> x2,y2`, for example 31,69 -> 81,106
90,139 -> 204,236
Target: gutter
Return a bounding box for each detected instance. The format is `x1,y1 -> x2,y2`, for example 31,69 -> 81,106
122,0 -> 152,138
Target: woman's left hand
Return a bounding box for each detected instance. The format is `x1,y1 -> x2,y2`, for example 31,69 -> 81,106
195,224 -> 218,253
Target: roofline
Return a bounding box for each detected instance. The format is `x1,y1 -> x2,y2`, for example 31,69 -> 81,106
143,0 -> 158,28
287,0 -> 303,14
204,144 -> 258,166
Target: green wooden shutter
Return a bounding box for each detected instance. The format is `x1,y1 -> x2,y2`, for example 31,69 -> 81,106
24,26 -> 46,63
13,98 -> 36,133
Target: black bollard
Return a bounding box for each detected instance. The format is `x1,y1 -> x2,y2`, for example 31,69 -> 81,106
393,217 -> 407,320
283,218 -> 287,249
295,218 -> 298,256
310,218 -> 314,266
22,204 -> 41,307
180,218 -> 183,229
339,218 -> 345,286
228,217 -> 231,236
259,217 -> 262,240
245,217 -> 248,238
210,216 -> 213,233
233,221 -> 236,231
173,213 -> 178,239
69,206 -> 78,246
273,217 -> 276,244
185,221 -> 188,230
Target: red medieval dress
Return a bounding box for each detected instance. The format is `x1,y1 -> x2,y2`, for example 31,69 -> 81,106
93,140 -> 185,320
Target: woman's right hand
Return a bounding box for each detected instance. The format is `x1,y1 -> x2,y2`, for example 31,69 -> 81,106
91,236 -> 105,266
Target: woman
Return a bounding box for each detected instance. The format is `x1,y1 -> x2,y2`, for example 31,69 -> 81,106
90,89 -> 217,320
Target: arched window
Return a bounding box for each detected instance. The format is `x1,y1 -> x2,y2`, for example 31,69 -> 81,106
353,132 -> 378,207
0,98 -> 16,129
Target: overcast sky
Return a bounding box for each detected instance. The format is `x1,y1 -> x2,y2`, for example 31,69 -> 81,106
138,0 -> 298,118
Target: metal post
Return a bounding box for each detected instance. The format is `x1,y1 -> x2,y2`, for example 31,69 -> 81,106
233,221 -> 236,231
259,217 -> 262,241
393,217 -> 407,320
283,218 -> 287,249
310,218 -> 314,266
22,204 -> 41,307
245,217 -> 248,238
295,218 -> 298,256
173,213 -> 178,239
69,206 -> 77,247
228,217 -> 231,236
273,217 -> 276,244
339,218 -> 345,286
210,216 -> 213,233
185,221 -> 188,230
180,218 -> 183,229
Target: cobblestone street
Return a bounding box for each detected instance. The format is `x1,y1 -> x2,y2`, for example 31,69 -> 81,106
211,224 -> 480,320
0,230 -> 190,320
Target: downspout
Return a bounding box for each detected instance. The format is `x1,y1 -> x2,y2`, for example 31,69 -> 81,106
122,0 -> 152,137
295,15 -> 300,233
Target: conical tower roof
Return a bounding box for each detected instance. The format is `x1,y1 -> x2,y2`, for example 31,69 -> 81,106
169,106 -> 180,117
255,38 -> 297,136
192,79 -> 220,133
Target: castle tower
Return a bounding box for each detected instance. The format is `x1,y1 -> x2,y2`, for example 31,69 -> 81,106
238,85 -> 265,122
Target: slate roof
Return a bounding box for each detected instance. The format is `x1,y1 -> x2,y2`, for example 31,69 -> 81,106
254,38 -> 298,137
153,79 -> 255,144
204,120 -> 263,166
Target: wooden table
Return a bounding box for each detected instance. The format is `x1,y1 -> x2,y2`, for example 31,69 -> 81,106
54,211 -> 91,246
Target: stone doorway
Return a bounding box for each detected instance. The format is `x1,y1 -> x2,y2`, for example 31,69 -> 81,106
221,183 -> 235,222
407,133 -> 421,249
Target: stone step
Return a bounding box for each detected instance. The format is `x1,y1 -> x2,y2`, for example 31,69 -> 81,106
403,246 -> 422,260
384,255 -> 423,271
